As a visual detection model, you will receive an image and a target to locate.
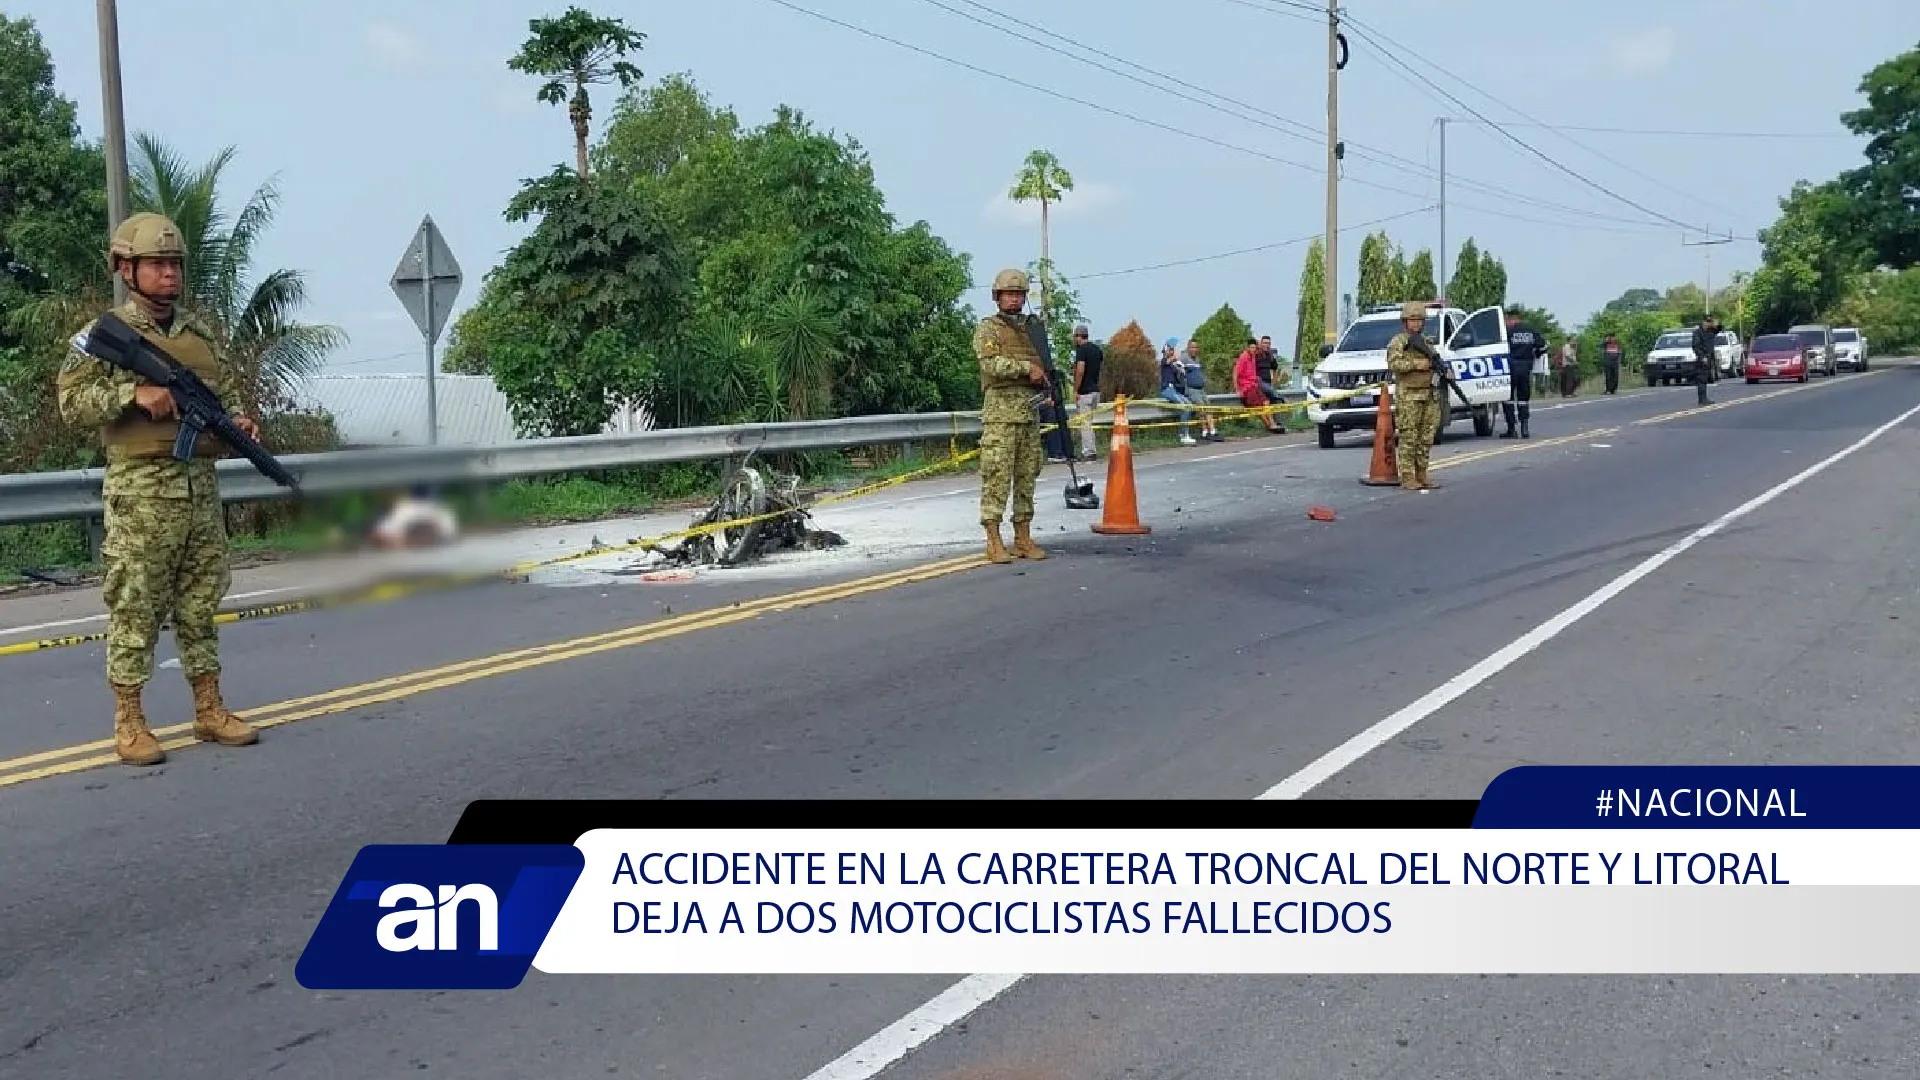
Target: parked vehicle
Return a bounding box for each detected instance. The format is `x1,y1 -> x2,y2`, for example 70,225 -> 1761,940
1787,323 -> 1838,376
1305,302 -> 1509,448
1833,327 -> 1869,371
1715,330 -> 1744,377
1643,329 -> 1714,386
1745,333 -> 1809,383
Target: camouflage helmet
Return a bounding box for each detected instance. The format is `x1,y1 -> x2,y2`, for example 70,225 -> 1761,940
991,268 -> 1030,294
1400,301 -> 1427,322
108,212 -> 187,270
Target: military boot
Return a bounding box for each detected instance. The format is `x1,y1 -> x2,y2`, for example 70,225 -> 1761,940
1417,468 -> 1441,491
112,682 -> 165,766
1011,520 -> 1048,560
189,672 -> 258,746
1499,403 -> 1518,438
983,523 -> 1015,564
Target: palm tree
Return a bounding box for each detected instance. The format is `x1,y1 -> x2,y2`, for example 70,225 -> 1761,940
1008,149 -> 1074,330
509,7 -> 646,178
127,132 -> 345,417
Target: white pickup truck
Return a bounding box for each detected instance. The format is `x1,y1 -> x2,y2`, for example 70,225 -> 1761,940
1305,302 -> 1513,448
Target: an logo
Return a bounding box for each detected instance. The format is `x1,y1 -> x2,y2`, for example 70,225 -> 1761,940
297,845 -> 584,990
375,883 -> 500,952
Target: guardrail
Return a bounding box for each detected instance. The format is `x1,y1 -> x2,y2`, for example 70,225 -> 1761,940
0,391 -> 1306,527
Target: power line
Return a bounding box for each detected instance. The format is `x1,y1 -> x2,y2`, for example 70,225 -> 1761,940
931,0 -> 1670,231
1332,17 -> 1702,234
764,0 -> 1703,244
1336,12 -> 1758,233
1073,206 -> 1433,282
1478,122 -> 1856,140
758,0 -> 1426,207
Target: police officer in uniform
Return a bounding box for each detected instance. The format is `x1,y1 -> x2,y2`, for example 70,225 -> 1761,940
57,213 -> 261,766
972,269 -> 1051,564
1385,301 -> 1442,492
1501,309 -> 1548,439
1690,315 -> 1718,406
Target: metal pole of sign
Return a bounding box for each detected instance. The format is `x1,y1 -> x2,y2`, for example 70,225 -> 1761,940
421,221 -> 437,446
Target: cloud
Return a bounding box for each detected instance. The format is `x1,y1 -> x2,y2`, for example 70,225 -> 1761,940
366,23 -> 420,68
982,181 -> 1126,226
1611,27 -> 1674,73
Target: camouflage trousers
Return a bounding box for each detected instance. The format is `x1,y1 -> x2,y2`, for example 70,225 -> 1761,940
1394,393 -> 1439,484
979,421 -> 1042,525
101,486 -> 231,686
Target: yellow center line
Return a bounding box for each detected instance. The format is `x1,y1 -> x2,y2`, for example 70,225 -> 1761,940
1430,427 -> 1621,471
0,555 -> 986,787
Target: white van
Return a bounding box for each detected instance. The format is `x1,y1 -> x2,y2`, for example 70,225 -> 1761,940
1305,302 -> 1512,449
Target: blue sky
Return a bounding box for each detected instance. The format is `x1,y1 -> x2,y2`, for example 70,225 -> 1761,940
17,1 -> 1917,373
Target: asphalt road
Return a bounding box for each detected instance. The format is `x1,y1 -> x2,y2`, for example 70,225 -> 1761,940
3,368 -> 1918,1078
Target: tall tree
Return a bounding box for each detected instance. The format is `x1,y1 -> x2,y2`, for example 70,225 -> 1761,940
1448,238 -> 1507,310
1387,244 -> 1413,303
509,7 -> 646,178
1008,149 -> 1073,330
1294,238 -> 1325,369
1405,249 -> 1437,300
1838,45 -> 1920,269
0,14 -> 109,473
1745,180 -> 1863,331
1355,231 -> 1395,309
1190,301 -> 1254,391
1028,256 -> 1083,365
592,71 -> 739,185
488,170 -> 691,436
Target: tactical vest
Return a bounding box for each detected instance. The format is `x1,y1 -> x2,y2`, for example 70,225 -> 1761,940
1393,334 -> 1435,390
103,315 -> 227,459
979,315 -> 1040,390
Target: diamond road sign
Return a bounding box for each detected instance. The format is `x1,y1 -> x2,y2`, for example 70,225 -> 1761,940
390,215 -> 462,345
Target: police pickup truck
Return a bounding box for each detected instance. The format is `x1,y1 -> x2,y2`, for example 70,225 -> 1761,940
1305,302 -> 1513,449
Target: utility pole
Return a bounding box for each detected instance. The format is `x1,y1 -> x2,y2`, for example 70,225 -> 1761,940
1323,0 -> 1341,348
1437,117 -> 1448,305
96,0 -> 131,305
1683,227 -> 1734,317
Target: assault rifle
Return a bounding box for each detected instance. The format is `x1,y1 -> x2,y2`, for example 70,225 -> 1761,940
1402,331 -> 1474,410
1025,319 -> 1099,510
80,311 -> 302,492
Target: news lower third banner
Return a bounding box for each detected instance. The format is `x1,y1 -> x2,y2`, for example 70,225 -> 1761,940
295,767 -> 1920,989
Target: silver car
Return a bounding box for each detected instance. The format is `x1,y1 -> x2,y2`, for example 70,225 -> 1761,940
1787,323 -> 1838,377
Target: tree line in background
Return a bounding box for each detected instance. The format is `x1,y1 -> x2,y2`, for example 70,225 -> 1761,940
0,15 -> 343,480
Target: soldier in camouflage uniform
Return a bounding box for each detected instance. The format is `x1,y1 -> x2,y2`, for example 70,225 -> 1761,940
56,212 -> 261,766
972,268 -> 1051,564
1385,300 -> 1442,493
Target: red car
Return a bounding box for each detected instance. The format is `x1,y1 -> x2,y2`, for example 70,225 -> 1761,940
1745,333 -> 1809,383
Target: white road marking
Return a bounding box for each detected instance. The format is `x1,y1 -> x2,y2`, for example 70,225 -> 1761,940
796,392 -> 1920,1080
798,974 -> 1027,1080
0,586 -> 301,638
1259,394 -> 1920,800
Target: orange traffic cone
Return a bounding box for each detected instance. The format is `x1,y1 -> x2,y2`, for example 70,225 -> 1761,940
1359,387 -> 1401,487
1091,396 -> 1151,535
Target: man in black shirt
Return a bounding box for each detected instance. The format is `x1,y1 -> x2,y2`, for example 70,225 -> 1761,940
1071,325 -> 1104,462
1502,310 -> 1548,439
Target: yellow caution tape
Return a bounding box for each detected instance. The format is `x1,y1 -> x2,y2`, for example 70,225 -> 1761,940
0,386 -> 1383,661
